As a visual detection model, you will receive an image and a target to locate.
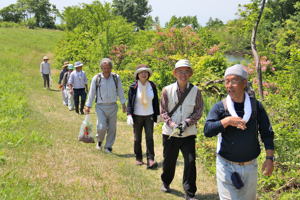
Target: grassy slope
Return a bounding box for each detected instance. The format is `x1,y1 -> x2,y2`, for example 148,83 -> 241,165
0,27 -> 217,200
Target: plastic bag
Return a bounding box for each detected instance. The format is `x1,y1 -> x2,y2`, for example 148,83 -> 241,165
78,114 -> 95,143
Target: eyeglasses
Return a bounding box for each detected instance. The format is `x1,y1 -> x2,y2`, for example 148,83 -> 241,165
176,70 -> 191,75
224,79 -> 242,85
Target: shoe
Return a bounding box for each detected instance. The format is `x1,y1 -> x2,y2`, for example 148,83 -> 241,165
80,110 -> 84,115
104,148 -> 112,153
147,159 -> 158,169
160,183 -> 170,193
185,194 -> 198,200
136,160 -> 144,165
75,110 -> 79,114
96,142 -> 102,150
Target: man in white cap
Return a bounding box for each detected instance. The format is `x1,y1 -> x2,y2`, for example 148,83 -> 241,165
160,59 -> 203,200
68,61 -> 88,114
85,58 -> 126,153
40,56 -> 51,89
204,64 -> 275,200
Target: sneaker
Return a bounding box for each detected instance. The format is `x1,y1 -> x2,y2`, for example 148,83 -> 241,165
185,194 -> 198,200
104,148 -> 112,153
136,160 -> 144,166
147,159 -> 158,169
160,183 -> 170,193
96,142 -> 102,150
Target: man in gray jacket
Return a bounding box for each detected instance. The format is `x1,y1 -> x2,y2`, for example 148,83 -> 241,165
85,58 -> 126,153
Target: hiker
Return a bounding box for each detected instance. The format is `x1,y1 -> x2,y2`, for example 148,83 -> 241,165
126,64 -> 160,169
160,59 -> 203,200
204,64 -> 275,200
85,58 -> 126,153
58,61 -> 69,106
68,61 -> 88,115
62,64 -> 75,111
40,55 -> 51,89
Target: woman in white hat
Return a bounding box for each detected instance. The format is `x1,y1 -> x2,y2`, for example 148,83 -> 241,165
127,64 -> 160,169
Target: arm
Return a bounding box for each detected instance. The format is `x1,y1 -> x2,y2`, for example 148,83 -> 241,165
126,85 -> 134,115
185,89 -> 204,126
116,75 -> 126,112
204,102 -> 226,137
257,101 -> 275,176
85,76 -> 97,108
160,88 -> 177,128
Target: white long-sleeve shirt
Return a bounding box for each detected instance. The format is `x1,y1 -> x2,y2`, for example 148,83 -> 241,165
68,70 -> 88,89
85,73 -> 126,107
40,62 -> 51,74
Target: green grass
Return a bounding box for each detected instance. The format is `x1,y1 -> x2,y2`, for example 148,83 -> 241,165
0,27 -> 218,200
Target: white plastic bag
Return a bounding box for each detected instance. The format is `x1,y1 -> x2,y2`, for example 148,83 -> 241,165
78,114 -> 95,143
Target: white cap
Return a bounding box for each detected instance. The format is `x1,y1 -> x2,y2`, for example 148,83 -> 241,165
175,59 -> 191,69
74,61 -> 83,68
224,64 -> 248,80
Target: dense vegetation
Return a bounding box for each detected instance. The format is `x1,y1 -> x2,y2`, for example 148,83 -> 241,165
1,0 -> 299,199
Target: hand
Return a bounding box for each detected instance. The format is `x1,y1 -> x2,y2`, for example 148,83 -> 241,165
70,89 -> 74,95
127,115 -> 134,125
176,121 -> 188,136
262,159 -> 274,176
122,104 -> 127,113
85,107 -> 91,114
221,116 -> 247,130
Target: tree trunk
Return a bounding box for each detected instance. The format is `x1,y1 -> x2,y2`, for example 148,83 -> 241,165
251,0 -> 266,100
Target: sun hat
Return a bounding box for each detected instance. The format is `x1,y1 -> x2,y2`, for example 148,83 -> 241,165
74,61 -> 83,68
63,61 -> 69,67
174,59 -> 192,69
134,64 -> 152,78
224,64 -> 248,80
67,64 -> 74,70
43,56 -> 49,60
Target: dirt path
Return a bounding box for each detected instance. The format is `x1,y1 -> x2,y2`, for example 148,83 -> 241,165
24,67 -> 218,200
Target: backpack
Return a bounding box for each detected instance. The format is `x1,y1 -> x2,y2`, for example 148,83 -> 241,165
95,72 -> 118,102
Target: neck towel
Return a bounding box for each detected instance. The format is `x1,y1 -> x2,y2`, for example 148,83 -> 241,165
226,92 -> 252,123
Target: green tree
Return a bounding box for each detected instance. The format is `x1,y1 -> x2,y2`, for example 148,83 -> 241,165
206,17 -> 224,28
165,16 -> 199,29
112,0 -> 152,30
0,4 -> 23,23
17,0 -> 59,28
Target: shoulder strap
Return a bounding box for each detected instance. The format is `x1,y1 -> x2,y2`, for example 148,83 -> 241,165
95,73 -> 102,102
168,83 -> 194,117
112,73 -> 118,90
222,98 -> 227,111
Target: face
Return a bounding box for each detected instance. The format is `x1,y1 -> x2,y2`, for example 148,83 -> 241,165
173,67 -> 193,84
76,66 -> 82,71
101,63 -> 112,74
137,70 -> 149,81
44,59 -> 48,62
225,75 -> 247,101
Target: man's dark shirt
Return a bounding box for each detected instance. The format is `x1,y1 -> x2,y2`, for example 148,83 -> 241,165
204,98 -> 274,162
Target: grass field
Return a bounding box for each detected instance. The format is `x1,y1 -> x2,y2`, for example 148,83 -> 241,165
0,27 -> 217,200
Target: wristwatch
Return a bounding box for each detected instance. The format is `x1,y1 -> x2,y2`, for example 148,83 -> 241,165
266,156 -> 275,162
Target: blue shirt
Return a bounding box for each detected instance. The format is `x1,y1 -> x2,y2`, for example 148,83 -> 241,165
204,98 -> 274,162
68,70 -> 88,89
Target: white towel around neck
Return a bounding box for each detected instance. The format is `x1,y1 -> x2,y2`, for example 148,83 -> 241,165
226,92 -> 252,123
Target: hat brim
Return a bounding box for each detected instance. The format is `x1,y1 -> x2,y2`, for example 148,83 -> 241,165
134,67 -> 153,77
74,64 -> 83,68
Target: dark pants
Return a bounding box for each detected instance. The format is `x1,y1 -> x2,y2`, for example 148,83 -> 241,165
161,134 -> 197,197
73,88 -> 86,112
42,74 -> 50,88
133,115 -> 155,161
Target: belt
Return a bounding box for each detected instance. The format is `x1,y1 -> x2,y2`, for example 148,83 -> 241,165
219,155 -> 255,166
97,102 -> 116,105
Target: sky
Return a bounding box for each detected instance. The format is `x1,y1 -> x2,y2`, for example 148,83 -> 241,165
0,0 -> 251,26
